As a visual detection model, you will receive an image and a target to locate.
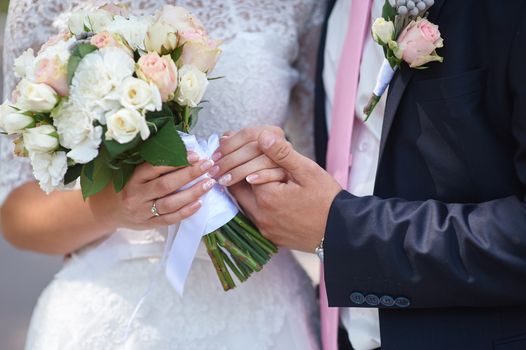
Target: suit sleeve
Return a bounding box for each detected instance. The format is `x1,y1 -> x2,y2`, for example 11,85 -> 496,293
324,15 -> 526,309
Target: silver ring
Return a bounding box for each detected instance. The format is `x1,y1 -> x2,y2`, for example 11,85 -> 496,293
151,200 -> 160,217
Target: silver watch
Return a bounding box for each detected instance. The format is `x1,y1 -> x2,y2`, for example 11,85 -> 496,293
314,237 -> 325,262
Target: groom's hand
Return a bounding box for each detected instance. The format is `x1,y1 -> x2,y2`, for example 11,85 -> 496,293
230,131 -> 342,252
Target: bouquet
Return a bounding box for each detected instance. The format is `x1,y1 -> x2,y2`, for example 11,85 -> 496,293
364,0 -> 444,119
0,3 -> 277,292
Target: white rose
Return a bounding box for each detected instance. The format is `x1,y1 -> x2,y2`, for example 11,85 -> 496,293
68,10 -> 88,35
105,108 -> 150,144
68,9 -> 113,35
30,151 -> 68,194
144,20 -> 178,55
104,15 -> 151,50
86,9 -> 114,33
120,77 -> 162,112
23,124 -> 59,153
175,65 -> 209,107
0,101 -> 34,134
372,18 -> 395,44
52,101 -> 103,164
16,80 -> 59,113
14,48 -> 36,80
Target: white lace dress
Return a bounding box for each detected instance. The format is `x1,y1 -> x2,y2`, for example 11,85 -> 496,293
0,1 -> 325,349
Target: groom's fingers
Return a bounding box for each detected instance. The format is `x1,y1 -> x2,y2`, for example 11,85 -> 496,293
257,130 -> 314,185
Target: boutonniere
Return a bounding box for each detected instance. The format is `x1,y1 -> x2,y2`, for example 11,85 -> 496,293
364,0 -> 444,120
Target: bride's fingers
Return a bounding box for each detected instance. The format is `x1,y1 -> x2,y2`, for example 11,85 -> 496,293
211,141 -> 262,178
153,178 -> 216,216
149,200 -> 203,227
245,168 -> 288,185
144,159 -> 214,201
216,154 -> 276,186
218,126 -> 284,157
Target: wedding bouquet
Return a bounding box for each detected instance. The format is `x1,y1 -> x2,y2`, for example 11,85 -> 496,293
0,3 -> 277,292
364,0 -> 444,119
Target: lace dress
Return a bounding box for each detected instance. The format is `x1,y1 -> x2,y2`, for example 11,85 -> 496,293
0,1 -> 325,349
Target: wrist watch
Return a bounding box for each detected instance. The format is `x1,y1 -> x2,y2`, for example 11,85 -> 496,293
314,237 -> 325,262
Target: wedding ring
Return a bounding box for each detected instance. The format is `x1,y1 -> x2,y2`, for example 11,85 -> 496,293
151,200 -> 161,217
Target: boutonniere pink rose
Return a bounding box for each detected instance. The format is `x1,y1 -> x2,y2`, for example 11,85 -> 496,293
364,0 -> 444,120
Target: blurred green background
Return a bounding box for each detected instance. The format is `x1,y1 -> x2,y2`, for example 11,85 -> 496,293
0,0 -> 8,13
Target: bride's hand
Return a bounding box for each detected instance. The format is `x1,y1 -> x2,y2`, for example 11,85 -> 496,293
211,126 -> 288,186
89,152 -> 216,231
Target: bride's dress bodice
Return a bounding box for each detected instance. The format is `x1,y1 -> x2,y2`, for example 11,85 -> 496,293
0,1 -> 324,349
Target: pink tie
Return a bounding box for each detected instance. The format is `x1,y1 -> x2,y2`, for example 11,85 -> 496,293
321,1 -> 373,349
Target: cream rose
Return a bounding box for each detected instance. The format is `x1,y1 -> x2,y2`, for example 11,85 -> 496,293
144,20 -> 178,55
179,39 -> 221,73
23,124 -> 59,153
396,18 -> 444,68
120,77 -> 162,112
372,18 -> 395,45
0,101 -> 34,134
16,80 -> 59,113
175,64 -> 209,107
105,108 -> 150,144
137,52 -> 178,102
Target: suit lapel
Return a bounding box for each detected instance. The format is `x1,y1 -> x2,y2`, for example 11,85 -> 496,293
377,0 -> 448,161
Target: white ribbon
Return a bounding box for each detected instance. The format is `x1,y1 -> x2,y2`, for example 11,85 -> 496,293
373,59 -> 398,98
165,133 -> 239,295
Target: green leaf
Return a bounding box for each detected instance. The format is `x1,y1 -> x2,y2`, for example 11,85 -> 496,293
138,121 -> 189,167
112,163 -> 136,193
80,150 -> 113,199
146,103 -> 175,131
382,0 -> 397,22
67,44 -> 97,84
64,163 -> 83,185
104,136 -> 141,160
171,45 -> 184,63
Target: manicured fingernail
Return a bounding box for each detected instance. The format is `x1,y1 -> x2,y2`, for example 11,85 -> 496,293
260,131 -> 276,149
218,173 -> 232,186
246,174 -> 259,184
208,165 -> 220,177
187,152 -> 200,163
190,200 -> 202,210
200,160 -> 214,171
202,179 -> 216,191
212,151 -> 222,162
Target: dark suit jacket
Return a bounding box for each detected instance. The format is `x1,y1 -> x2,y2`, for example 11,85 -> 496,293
316,1 -> 526,349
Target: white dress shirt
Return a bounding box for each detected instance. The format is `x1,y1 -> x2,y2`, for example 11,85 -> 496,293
323,0 -> 387,349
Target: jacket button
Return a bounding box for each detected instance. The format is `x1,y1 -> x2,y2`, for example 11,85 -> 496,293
394,297 -> 411,308
380,295 -> 395,307
365,294 -> 380,306
350,292 -> 365,305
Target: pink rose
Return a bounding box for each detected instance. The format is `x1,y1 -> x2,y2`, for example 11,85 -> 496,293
179,38 -> 221,73
157,5 -> 207,43
137,52 -> 178,102
397,19 -> 444,68
100,3 -> 129,17
35,57 -> 69,96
